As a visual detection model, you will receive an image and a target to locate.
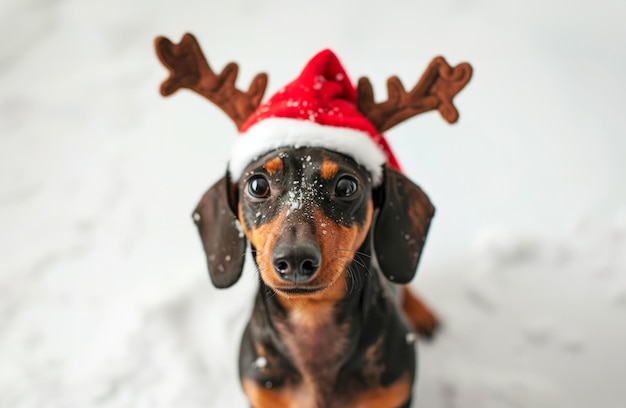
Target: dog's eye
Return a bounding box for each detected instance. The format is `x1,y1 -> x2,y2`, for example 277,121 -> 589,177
335,176 -> 358,198
248,176 -> 270,198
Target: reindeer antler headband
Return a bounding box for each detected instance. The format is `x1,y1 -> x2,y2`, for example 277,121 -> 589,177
155,33 -> 472,184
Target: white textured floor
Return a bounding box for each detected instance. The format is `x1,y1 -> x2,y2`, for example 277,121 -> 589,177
1,0 -> 626,407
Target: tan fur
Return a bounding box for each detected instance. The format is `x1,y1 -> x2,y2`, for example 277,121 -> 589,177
237,206 -> 288,289
361,337 -> 385,387
320,158 -> 339,180
273,313 -> 351,406
264,157 -> 283,175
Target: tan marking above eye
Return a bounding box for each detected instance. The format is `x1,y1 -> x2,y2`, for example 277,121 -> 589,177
264,157 -> 283,175
320,159 -> 339,180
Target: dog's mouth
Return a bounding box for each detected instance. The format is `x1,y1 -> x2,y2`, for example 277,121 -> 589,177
273,286 -> 326,295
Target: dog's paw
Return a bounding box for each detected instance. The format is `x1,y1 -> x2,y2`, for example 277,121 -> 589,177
412,308 -> 441,341
401,287 -> 441,341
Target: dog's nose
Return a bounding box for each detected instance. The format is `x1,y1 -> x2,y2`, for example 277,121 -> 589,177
271,243 -> 321,283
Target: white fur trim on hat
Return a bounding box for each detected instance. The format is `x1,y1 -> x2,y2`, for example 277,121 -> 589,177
228,118 -> 386,185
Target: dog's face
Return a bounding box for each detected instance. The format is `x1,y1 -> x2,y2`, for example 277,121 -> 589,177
236,147 -> 374,299
193,147 -> 435,292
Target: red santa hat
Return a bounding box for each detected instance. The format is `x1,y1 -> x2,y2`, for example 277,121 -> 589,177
228,49 -> 401,185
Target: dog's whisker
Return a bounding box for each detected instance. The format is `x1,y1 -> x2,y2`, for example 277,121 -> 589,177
334,254 -> 368,270
335,248 -> 372,259
347,264 -> 358,294
351,263 -> 364,294
347,264 -> 353,292
337,256 -> 369,294
350,257 -> 368,269
343,269 -> 350,292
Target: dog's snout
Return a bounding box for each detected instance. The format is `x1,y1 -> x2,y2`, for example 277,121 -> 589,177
272,243 -> 321,283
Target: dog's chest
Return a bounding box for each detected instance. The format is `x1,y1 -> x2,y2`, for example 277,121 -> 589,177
275,312 -> 350,405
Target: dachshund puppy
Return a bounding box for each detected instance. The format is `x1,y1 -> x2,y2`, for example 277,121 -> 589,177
193,147 -> 437,408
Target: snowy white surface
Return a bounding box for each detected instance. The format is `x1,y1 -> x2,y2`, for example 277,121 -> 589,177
1,0 -> 626,407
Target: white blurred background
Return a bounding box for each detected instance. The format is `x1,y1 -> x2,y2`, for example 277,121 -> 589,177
1,0 -> 625,406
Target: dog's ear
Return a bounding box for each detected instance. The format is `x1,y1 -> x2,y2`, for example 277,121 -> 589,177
193,173 -> 247,288
373,166 -> 435,283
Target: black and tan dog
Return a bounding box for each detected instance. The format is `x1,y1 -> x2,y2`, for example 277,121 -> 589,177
194,147 -> 438,407
155,33 -> 472,407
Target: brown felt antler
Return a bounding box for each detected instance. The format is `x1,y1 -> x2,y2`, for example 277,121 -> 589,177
357,57 -> 472,133
154,33 -> 268,129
